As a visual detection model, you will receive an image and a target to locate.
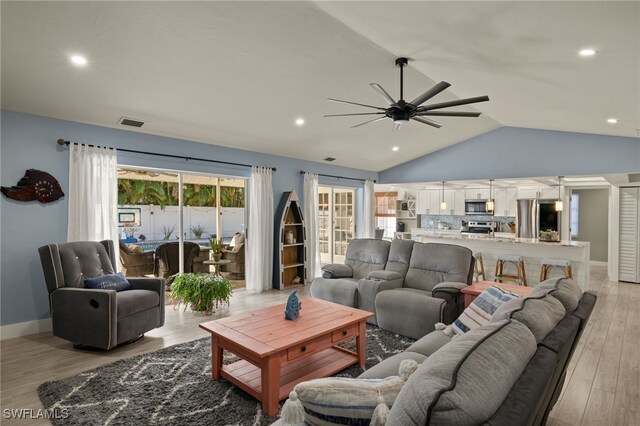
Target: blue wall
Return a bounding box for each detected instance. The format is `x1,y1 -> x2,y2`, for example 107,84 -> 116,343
0,111 -> 377,326
380,127 -> 640,183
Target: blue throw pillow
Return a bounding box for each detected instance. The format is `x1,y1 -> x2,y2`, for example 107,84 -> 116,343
84,272 -> 131,292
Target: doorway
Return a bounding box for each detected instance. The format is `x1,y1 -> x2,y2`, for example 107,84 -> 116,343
319,186 -> 356,265
570,188 -> 609,262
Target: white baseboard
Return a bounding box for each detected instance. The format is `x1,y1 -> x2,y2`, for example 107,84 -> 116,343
0,318 -> 52,340
590,261 -> 608,267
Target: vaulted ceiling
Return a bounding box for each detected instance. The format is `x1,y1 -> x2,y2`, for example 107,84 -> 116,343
2,1 -> 638,172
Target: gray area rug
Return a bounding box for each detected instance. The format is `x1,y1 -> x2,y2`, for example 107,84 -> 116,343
38,325 -> 415,425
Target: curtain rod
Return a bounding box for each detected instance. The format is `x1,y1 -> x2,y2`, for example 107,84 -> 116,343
299,170 -> 376,183
57,139 -> 277,171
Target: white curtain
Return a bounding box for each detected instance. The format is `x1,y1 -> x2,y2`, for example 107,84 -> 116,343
303,173 -> 320,283
246,166 -> 274,293
362,179 -> 375,239
67,144 -> 118,244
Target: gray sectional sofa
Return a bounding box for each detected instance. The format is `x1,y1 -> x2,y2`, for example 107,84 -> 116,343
276,278 -> 595,426
310,238 -> 474,339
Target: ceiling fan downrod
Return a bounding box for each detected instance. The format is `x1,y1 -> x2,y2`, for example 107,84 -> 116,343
395,57 -> 408,101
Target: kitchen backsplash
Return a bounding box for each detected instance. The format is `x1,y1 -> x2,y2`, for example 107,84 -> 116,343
420,214 -> 516,232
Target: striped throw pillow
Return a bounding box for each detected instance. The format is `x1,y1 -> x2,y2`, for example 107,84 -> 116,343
450,286 -> 519,336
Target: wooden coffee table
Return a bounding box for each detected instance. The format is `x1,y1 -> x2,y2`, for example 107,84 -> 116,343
199,298 -> 373,416
461,280 -> 534,308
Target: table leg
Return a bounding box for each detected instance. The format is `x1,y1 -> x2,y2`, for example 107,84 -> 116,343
261,355 -> 281,417
211,335 -> 223,380
356,321 -> 367,367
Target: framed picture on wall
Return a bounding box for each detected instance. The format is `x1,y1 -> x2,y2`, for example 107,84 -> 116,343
118,208 -> 141,226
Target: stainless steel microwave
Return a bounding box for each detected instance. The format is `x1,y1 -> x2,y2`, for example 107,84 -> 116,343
465,199 -> 491,215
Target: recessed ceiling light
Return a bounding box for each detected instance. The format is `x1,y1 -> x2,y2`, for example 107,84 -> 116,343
607,118 -> 618,124
70,55 -> 88,66
295,118 -> 305,126
392,146 -> 399,151
579,48 -> 597,57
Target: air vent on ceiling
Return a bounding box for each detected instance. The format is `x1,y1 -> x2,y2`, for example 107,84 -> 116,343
324,157 -> 336,162
119,117 -> 144,128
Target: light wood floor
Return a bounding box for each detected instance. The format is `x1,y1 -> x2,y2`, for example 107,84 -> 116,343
1,267 -> 638,425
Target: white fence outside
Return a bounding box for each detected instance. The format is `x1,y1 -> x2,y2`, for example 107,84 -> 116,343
118,204 -> 244,241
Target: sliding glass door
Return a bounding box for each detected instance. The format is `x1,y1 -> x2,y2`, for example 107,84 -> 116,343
116,167 -> 246,284
319,186 -> 356,265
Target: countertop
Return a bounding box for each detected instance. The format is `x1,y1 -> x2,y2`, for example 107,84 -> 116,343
415,231 -> 590,248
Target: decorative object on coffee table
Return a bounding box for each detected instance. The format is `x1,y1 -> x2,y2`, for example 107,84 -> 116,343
170,273 -> 233,314
284,290 -> 302,320
199,298 -> 373,416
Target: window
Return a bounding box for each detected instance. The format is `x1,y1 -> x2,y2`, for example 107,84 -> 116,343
375,192 -> 397,217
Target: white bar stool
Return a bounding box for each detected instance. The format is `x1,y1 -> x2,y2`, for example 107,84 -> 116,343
540,258 -> 573,281
473,252 -> 486,282
494,254 -> 527,286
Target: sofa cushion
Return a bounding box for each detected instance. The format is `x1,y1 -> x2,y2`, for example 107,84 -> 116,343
387,320 -> 537,426
384,239 -> 414,276
366,270 -> 402,281
449,285 -> 520,336
84,272 -> 131,292
309,278 -> 359,307
291,359 -> 419,425
531,277 -> 582,313
344,239 -> 390,280
117,289 -> 160,319
491,294 -> 566,342
405,329 -> 452,357
404,243 -> 473,292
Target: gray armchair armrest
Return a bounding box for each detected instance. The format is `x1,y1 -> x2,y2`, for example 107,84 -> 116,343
321,264 -> 353,279
431,281 -> 468,325
432,281 -> 468,296
127,277 -> 166,299
366,270 -> 403,281
50,287 -> 117,349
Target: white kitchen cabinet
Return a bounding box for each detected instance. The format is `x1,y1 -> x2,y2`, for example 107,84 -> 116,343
539,186 -> 559,200
619,187 -> 640,283
466,188 -> 490,200
442,190 -> 456,215
416,190 -> 441,215
494,188 -> 518,217
453,189 -> 466,215
517,185 -> 558,199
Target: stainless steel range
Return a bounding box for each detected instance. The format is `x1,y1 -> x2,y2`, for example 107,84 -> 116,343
461,221 -> 496,235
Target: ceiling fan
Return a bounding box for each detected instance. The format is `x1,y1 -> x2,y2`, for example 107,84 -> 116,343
325,57 -> 489,130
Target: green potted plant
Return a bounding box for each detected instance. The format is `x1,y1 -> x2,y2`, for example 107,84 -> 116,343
169,273 -> 233,314
161,224 -> 176,240
190,224 -> 207,239
208,236 -> 223,261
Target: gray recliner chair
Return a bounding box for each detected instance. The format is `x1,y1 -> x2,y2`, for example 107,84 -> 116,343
38,240 -> 165,350
375,242 -> 474,339
310,239 -> 415,325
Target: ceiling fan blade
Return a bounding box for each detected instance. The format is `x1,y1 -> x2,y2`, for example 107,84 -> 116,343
370,83 -> 396,105
416,111 -> 481,117
351,116 -> 387,129
410,81 -> 451,107
324,112 -> 386,117
411,116 -> 442,128
418,95 -> 490,112
326,98 -> 386,111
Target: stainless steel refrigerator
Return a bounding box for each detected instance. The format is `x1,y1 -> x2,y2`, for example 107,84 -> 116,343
516,199 -> 561,238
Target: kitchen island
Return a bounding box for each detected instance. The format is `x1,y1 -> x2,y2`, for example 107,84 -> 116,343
414,231 -> 591,291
